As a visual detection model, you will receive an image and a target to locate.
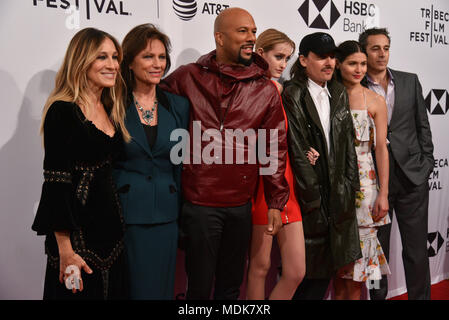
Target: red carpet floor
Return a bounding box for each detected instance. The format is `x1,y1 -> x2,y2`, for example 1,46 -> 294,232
389,280 -> 449,300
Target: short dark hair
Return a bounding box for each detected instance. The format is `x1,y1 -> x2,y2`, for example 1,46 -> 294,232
358,27 -> 391,52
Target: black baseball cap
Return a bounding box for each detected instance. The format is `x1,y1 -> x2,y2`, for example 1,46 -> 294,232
299,32 -> 336,56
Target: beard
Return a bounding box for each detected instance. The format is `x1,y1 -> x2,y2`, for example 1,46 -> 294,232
238,53 -> 253,66
237,44 -> 254,66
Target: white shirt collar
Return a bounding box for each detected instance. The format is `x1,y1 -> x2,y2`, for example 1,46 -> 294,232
366,68 -> 394,85
307,78 -> 332,98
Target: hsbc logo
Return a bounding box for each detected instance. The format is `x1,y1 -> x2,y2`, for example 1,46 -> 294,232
298,0 -> 341,30
298,1 -> 380,33
428,231 -> 444,257
425,89 -> 449,115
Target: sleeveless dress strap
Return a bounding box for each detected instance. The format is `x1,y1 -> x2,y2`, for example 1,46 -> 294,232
363,88 -> 377,148
363,89 -> 368,110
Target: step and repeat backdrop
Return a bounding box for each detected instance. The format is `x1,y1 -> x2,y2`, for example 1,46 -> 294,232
0,0 -> 448,299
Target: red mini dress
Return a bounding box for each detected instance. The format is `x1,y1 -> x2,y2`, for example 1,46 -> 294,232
251,82 -> 302,225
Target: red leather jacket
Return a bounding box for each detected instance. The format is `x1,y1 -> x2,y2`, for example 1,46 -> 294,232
161,50 -> 289,210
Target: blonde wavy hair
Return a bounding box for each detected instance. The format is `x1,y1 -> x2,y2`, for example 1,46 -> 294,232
40,27 -> 130,144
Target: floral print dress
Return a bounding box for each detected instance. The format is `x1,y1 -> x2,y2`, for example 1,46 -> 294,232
342,99 -> 391,282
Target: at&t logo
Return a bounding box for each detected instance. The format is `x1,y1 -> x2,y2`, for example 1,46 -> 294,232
425,89 -> 449,115
298,0 -> 340,30
173,0 -> 198,21
173,1 -> 229,21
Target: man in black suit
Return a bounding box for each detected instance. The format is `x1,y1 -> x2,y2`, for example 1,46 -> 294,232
359,28 -> 434,300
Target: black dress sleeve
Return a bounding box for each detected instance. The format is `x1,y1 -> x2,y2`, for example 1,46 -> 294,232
32,101 -> 79,235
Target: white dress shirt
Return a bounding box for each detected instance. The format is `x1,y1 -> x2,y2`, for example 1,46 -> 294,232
307,78 -> 332,153
366,68 -> 395,125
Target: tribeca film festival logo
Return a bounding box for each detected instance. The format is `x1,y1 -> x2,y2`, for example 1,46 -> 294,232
410,5 -> 449,47
32,0 -> 132,29
169,121 -> 279,176
298,0 -> 379,33
172,0 -> 229,21
425,89 -> 449,115
428,158 -> 448,191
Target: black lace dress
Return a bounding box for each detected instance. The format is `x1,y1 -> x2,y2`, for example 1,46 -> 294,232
32,101 -> 127,300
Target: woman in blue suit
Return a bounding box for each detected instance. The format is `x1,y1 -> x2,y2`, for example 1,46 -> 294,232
114,24 -> 189,299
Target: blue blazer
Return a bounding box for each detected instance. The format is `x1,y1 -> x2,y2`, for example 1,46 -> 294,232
114,89 -> 189,225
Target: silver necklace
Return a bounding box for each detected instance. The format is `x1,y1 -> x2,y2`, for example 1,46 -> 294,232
133,93 -> 157,125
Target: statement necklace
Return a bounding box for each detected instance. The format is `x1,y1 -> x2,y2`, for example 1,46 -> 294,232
133,93 -> 157,125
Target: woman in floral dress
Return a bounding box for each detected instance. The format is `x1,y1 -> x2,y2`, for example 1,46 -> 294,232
333,40 -> 391,299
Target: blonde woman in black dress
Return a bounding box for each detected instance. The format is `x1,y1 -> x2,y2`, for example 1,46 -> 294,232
32,28 -> 130,299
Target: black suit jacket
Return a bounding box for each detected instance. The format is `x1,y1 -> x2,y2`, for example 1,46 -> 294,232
365,68 -> 434,186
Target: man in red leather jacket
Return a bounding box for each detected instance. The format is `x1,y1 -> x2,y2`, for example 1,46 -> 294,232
161,7 -> 289,299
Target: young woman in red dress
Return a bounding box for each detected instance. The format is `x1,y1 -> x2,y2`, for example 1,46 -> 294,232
247,29 -> 306,300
